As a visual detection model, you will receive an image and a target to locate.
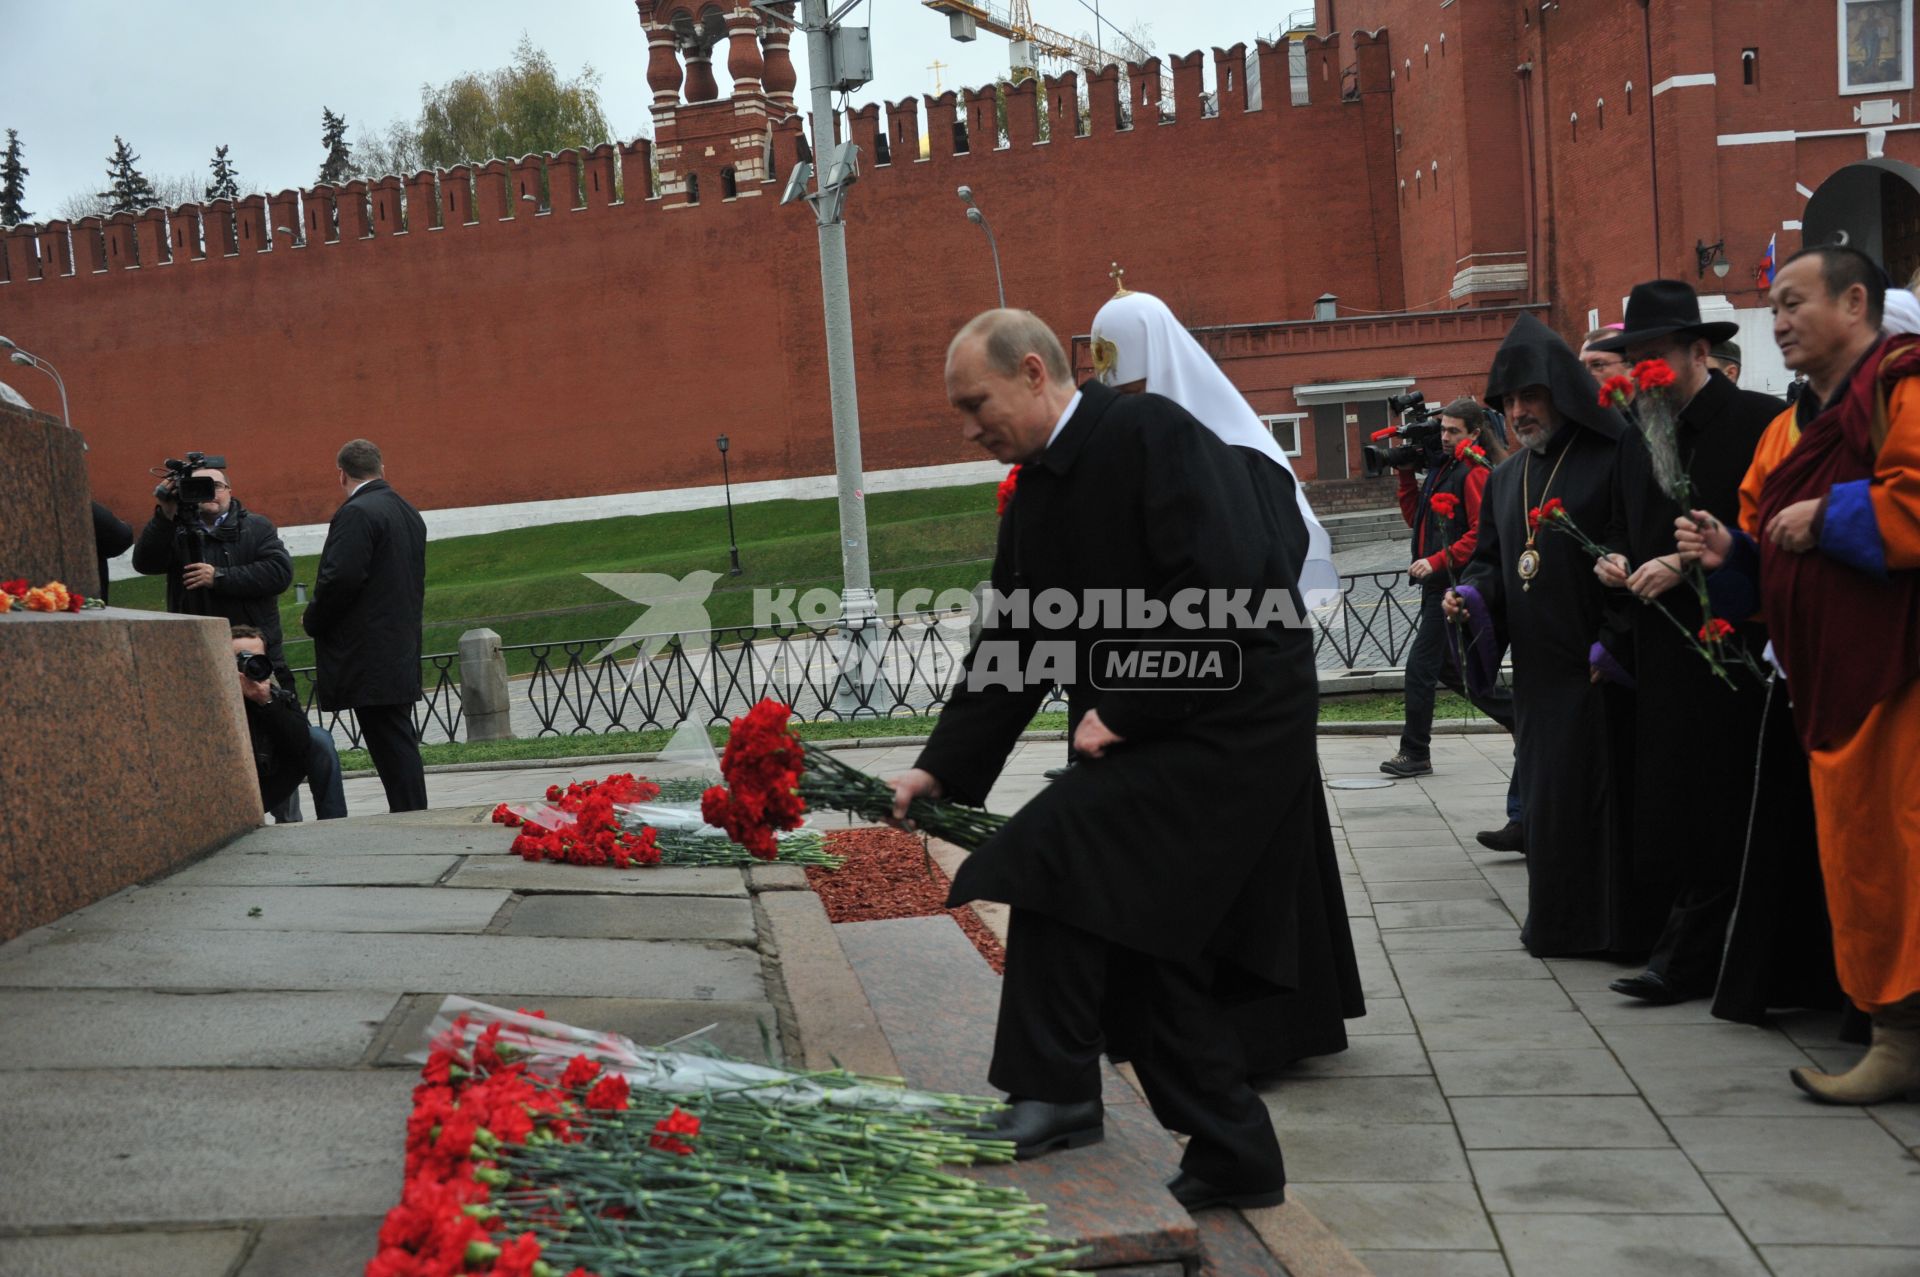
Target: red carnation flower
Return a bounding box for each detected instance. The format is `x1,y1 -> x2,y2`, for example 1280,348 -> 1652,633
1541,497 -> 1566,521
1634,359 -> 1678,391
996,465 -> 1021,516
1597,374 -> 1636,408
560,1055 -> 602,1090
1527,505 -> 1543,531
584,1074 -> 630,1111
1429,492 -> 1460,520
1454,438 -> 1489,466
1698,617 -> 1735,643
650,1105 -> 702,1156
0,579 -> 26,598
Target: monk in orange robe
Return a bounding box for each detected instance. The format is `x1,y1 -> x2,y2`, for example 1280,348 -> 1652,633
1679,245 -> 1920,1105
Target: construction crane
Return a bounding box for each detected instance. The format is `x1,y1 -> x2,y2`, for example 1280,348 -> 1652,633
921,1 -> 1149,80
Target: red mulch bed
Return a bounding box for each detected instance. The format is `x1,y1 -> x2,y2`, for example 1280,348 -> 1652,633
809,827 -> 1006,973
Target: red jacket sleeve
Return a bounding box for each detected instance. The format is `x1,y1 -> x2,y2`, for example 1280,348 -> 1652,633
1427,465 -> 1490,571
1396,468 -> 1420,529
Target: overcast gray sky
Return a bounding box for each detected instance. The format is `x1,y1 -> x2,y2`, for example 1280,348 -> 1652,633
1,1 -> 1294,216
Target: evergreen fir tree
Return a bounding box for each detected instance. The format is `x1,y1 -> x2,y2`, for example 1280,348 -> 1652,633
1,129 -> 29,227
98,136 -> 157,215
205,144 -> 240,202
317,108 -> 353,185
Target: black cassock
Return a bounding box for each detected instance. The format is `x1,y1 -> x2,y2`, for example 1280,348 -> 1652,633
917,380 -> 1334,1185
1460,316 -> 1664,958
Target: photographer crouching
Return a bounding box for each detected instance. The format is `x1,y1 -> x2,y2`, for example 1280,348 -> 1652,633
1370,400 -> 1524,843
231,624 -> 314,815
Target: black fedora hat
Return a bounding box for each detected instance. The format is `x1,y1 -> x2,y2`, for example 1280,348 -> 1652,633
1590,279 -> 1739,353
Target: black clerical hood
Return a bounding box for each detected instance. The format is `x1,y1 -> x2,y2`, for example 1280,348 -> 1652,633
1484,313 -> 1627,441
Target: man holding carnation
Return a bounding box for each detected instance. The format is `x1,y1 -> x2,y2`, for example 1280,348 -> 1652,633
1586,281 -> 1833,1020
1677,245 -> 1920,1104
889,308 -> 1316,1211
1443,315 -> 1665,958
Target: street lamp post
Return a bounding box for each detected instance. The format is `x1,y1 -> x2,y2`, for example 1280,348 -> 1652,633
0,336 -> 73,431
955,186 -> 1005,307
716,434 -> 743,576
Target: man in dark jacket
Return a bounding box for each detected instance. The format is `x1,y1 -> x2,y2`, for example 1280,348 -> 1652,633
131,464 -> 295,678
233,624 -> 311,814
1591,280 -> 1835,1016
890,309 -> 1310,1212
303,438 -> 428,812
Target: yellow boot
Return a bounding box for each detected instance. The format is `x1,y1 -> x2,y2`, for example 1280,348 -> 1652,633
1791,998 -> 1920,1105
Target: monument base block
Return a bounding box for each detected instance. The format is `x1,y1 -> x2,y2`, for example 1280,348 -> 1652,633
0,609 -> 262,941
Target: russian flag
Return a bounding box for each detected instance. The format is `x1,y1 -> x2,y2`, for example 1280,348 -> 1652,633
1755,233 -> 1777,289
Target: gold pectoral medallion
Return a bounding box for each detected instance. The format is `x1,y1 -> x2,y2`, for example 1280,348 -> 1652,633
1517,548 -> 1540,591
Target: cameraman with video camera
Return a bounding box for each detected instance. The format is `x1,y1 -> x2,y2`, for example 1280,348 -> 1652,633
1369,397 -> 1515,794
132,453 -> 295,680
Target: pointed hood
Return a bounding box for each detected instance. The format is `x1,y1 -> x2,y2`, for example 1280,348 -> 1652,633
1485,313 -> 1627,440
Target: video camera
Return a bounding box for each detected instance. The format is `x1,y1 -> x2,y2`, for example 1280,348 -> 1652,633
153,452 -> 228,506
1362,391 -> 1445,477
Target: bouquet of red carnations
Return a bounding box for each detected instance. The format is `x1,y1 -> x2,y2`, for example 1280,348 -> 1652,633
491,770 -> 840,868
368,998 -> 1084,1277
700,700 -> 1008,859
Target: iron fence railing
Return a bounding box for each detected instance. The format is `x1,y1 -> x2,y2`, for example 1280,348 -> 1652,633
294,571 -> 1430,747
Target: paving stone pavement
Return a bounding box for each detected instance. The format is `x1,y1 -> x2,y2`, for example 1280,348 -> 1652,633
13,734 -> 1919,1274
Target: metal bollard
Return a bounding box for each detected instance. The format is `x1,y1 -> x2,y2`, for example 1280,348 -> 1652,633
458,627 -> 515,741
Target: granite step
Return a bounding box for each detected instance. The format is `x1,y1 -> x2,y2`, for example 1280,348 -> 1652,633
834,915 -> 1286,1275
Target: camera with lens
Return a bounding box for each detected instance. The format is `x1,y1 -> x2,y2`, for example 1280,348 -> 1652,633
235,649 -> 275,683
1362,391 -> 1445,477
154,452 -> 228,507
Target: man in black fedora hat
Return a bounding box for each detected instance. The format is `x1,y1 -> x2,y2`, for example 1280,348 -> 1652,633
1588,280 -> 1831,1019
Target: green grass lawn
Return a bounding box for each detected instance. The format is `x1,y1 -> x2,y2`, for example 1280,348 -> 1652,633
334,694 -> 1481,771
110,483 -> 1005,672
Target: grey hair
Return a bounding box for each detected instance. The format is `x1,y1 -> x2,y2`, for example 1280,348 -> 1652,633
949,308 -> 1072,384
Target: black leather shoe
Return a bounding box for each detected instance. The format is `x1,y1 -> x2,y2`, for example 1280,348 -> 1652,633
987,1098 -> 1104,1159
1379,752 -> 1433,778
1044,765 -> 1073,780
1166,1170 -> 1287,1212
1608,970 -> 1709,1005
1476,820 -> 1526,855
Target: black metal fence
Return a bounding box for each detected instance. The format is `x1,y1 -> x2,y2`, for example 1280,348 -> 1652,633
297,570 -> 1429,748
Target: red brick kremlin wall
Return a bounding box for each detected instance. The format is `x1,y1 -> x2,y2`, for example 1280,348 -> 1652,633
5,3 -> 1918,525
0,31 -> 1404,528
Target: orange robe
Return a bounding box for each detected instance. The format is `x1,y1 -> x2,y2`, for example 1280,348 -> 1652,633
1739,383 -> 1920,1013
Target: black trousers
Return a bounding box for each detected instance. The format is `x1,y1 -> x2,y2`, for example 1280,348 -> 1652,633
990,908 -> 1287,1190
1646,884 -> 1738,989
355,702 -> 428,812
1401,583 -> 1523,817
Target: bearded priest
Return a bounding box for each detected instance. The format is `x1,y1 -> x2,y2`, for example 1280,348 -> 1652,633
1445,315 -> 1664,958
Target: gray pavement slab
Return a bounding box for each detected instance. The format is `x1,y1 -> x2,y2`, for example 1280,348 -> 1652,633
235,821 -> 493,855
1758,1246 -> 1920,1276
1706,1172 -> 1920,1246
1493,1213 -> 1768,1277
54,885 -> 510,934
377,993 -> 783,1066
1411,1010 -> 1608,1053
1262,1075 -> 1453,1127
1376,899 -> 1518,929
1468,1148 -> 1721,1214
0,928 -> 766,1001
1278,1123 -> 1473,1183
1664,1116 -> 1920,1173
1380,926 -> 1529,954
0,1069 -> 412,1228
1429,1048 -> 1637,1098
1449,1096 -> 1673,1149
163,853 -> 460,887
1352,1252 -> 1512,1277
446,856 -> 747,896
1282,1033 -> 1431,1078
238,1217 -> 382,1277
498,892 -> 757,943
0,990 -> 399,1069
0,1230 -> 251,1277
1289,1183 -> 1500,1250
